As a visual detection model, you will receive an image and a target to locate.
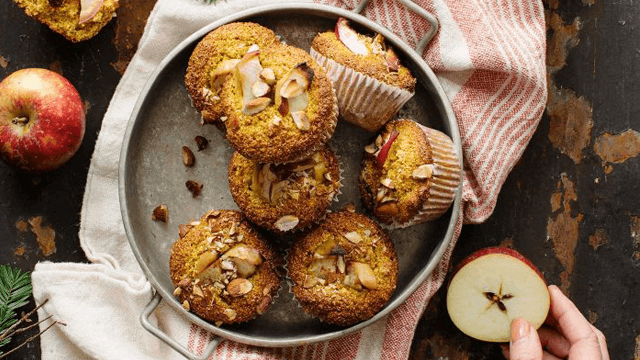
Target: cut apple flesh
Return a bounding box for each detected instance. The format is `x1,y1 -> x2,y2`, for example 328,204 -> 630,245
446,252 -> 550,342
335,18 -> 369,55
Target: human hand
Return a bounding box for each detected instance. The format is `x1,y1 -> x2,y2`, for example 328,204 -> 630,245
501,285 -> 609,360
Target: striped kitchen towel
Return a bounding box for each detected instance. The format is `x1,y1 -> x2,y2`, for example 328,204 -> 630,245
31,0 -> 546,359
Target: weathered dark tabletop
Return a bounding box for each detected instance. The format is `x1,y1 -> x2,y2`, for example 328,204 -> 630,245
1,1 -> 638,359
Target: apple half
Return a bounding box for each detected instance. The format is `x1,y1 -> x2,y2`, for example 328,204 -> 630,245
446,247 -> 550,342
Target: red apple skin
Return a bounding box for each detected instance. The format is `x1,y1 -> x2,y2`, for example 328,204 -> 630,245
0,68 -> 85,173
450,246 -> 547,285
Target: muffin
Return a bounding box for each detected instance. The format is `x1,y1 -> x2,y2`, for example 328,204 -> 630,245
228,146 -> 342,233
359,119 -> 460,228
219,44 -> 339,164
184,22 -> 281,128
288,210 -> 398,326
13,0 -> 118,42
310,18 -> 416,132
169,210 -> 281,326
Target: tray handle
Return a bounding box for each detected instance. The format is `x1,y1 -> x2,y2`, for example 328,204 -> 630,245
354,0 -> 439,55
141,292 -> 221,360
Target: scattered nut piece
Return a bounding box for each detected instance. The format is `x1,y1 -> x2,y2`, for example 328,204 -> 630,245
380,178 -> 394,189
292,111 -> 310,131
182,300 -> 190,311
195,136 -> 208,151
271,115 -> 282,126
185,180 -> 203,197
256,297 -> 271,315
173,287 -> 182,296
151,204 -> 168,222
412,164 -> 434,179
260,68 -> 276,85
227,278 -> 253,296
178,278 -> 191,288
251,80 -> 271,98
344,231 -> 362,244
337,256 -> 346,274
192,285 -> 204,297
243,97 -> 271,115
220,116 -> 228,122
182,146 -> 195,167
364,143 -> 377,154
274,215 -> 299,232
223,308 -> 237,321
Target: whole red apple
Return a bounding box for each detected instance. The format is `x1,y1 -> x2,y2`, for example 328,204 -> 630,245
0,68 -> 85,173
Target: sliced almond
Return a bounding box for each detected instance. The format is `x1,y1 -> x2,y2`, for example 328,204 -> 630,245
210,59 -> 241,92
194,251 -> 218,275
274,215 -> 299,232
412,164 -> 434,179
173,287 -> 182,296
364,143 -> 377,154
337,256 -> 346,274
227,278 -> 253,296
182,300 -> 190,311
344,231 -> 362,244
380,178 -> 394,189
270,180 -> 288,203
192,285 -> 204,297
223,245 -> 263,266
243,97 -> 271,115
292,111 -> 310,131
251,80 -> 271,98
224,308 -> 237,321
271,115 -> 282,126
335,18 -> 370,55
260,68 -> 276,85
182,146 -> 195,167
288,92 -> 309,113
352,262 -> 378,289
376,187 -> 387,202
220,260 -> 235,271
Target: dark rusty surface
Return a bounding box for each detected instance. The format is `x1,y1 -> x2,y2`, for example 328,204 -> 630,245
0,0 -> 638,359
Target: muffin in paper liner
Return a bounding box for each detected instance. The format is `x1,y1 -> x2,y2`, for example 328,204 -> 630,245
169,210 -> 283,326
228,146 -> 343,234
359,119 -> 461,229
285,209 -> 398,326
220,44 -> 339,164
310,48 -> 414,132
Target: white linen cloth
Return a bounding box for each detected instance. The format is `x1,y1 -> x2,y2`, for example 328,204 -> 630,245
32,0 -> 547,359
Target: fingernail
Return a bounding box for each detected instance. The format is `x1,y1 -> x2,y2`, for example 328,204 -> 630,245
511,318 -> 530,342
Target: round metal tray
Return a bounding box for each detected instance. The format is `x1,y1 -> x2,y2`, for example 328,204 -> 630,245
119,1 -> 462,359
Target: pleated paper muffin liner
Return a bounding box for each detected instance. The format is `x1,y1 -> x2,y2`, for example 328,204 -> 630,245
310,48 -> 414,133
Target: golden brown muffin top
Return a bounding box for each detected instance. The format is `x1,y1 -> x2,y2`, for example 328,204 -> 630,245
288,210 -> 398,326
220,44 -> 337,164
359,119 -> 434,225
169,210 -> 281,325
184,22 -> 280,124
228,147 -> 342,233
311,30 -> 416,91
13,0 -> 119,42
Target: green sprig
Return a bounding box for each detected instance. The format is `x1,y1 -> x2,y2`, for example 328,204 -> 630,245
0,265 -> 32,356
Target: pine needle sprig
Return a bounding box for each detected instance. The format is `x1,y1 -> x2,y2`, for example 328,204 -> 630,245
0,265 -> 32,355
